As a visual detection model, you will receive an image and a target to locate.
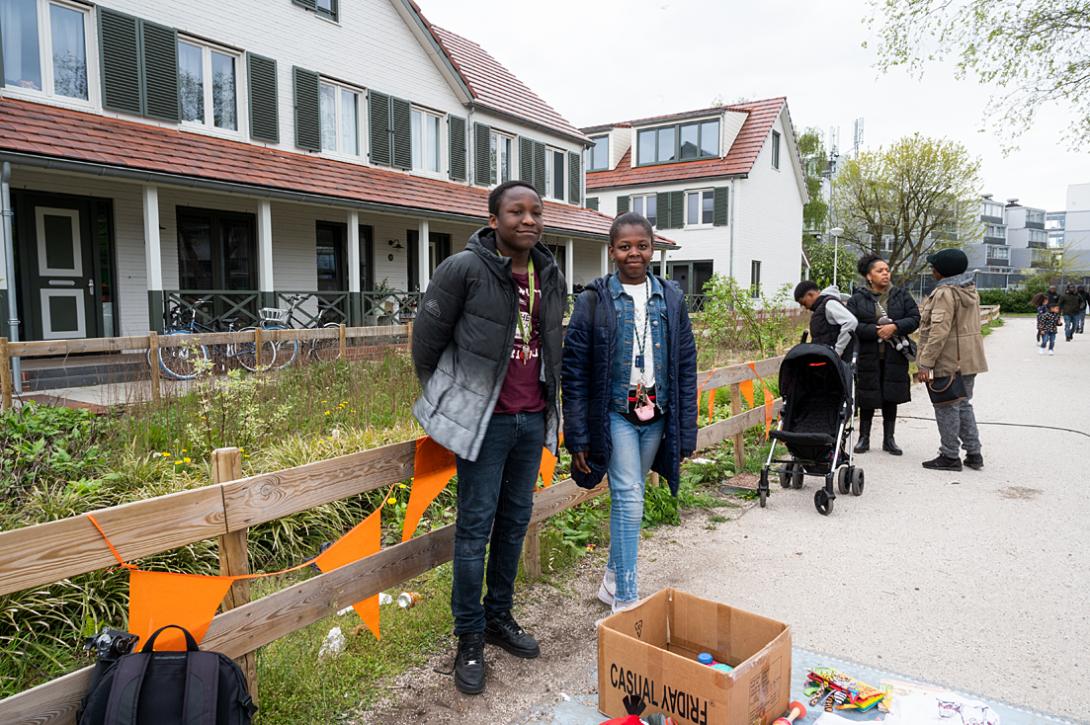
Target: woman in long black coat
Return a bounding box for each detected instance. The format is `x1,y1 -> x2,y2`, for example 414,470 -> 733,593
847,254 -> 921,455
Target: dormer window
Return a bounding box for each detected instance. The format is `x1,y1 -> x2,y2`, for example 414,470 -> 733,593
586,135 -> 609,171
636,118 -> 720,166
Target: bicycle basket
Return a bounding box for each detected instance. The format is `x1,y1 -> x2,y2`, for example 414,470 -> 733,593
259,307 -> 290,325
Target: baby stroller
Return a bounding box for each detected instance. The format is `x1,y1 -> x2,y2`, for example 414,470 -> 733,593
758,339 -> 863,516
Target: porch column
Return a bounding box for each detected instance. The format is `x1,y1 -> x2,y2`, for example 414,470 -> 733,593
564,238 -> 574,294
659,248 -> 668,277
347,210 -> 361,326
600,242 -> 610,277
257,200 -> 275,308
417,218 -> 430,292
143,185 -> 163,331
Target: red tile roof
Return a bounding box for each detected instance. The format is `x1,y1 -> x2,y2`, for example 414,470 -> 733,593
0,99 -> 669,244
427,24 -> 590,144
585,97 -> 787,190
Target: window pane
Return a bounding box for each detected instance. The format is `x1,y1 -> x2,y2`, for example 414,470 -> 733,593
700,120 -> 719,156
702,190 -> 714,224
427,114 -> 440,172
590,136 -> 608,170
178,41 -> 204,122
638,129 -> 655,165
687,192 -> 698,225
211,51 -> 236,130
544,151 -> 553,195
317,0 -> 334,13
1,0 -> 41,90
489,133 -> 498,184
632,196 -> 644,216
410,109 -> 422,169
319,83 -> 336,151
657,126 -> 676,162
679,124 -> 699,159
501,137 -> 511,182
553,150 -> 564,199
340,88 -> 358,154
645,196 -> 657,227
50,4 -> 87,99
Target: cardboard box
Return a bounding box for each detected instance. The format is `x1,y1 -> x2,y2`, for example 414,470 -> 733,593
598,588 -> 791,725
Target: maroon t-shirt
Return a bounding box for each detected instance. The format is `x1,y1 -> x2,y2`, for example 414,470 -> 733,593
494,270 -> 546,414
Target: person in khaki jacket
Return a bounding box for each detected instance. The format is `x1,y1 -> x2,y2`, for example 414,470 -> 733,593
915,249 -> 989,472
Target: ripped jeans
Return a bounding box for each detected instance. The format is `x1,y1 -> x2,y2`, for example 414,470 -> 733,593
607,412 -> 665,606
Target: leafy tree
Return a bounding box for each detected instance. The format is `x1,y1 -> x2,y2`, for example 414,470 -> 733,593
797,129 -> 829,234
803,235 -> 857,291
866,0 -> 1090,148
832,134 -> 980,285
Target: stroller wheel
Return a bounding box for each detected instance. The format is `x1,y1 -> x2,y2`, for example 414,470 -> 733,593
779,463 -> 794,489
814,488 -> 834,516
836,466 -> 851,495
850,467 -> 865,496
759,468 -> 770,507
792,465 -> 805,489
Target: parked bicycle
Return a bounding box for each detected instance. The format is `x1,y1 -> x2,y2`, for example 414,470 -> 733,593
261,294 -> 344,369
151,298 -> 276,380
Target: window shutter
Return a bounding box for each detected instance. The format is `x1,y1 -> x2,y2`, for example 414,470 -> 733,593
714,187 -> 729,226
587,197 -> 599,212
292,67 -> 321,151
449,115 -> 467,181
568,151 -> 582,205
532,142 -> 546,194
518,137 -> 533,182
616,195 -> 630,214
474,123 -> 491,186
655,192 -> 671,228
669,191 -> 684,229
98,9 -> 142,115
247,53 -> 279,143
140,21 -> 178,121
391,97 -> 412,169
368,90 -> 390,165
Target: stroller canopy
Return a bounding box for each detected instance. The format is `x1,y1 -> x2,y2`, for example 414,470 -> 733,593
778,343 -> 853,406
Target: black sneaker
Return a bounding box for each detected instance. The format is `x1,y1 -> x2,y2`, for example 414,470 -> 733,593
922,455 -> 963,471
484,612 -> 540,659
964,453 -> 984,470
454,632 -> 486,695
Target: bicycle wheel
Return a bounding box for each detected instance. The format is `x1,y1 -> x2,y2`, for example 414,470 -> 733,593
266,325 -> 299,369
157,331 -> 209,381
311,323 -> 343,362
236,327 -> 278,372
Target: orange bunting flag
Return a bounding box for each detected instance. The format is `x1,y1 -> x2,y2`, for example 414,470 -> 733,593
316,506 -> 383,640
707,388 -> 717,422
538,447 -> 558,489
764,391 -> 776,437
128,570 -> 234,651
402,436 -> 456,542
739,379 -> 755,408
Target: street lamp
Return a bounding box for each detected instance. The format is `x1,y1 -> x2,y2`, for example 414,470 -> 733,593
829,227 -> 844,289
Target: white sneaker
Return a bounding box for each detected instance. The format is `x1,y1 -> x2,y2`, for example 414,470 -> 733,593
1038,347 -> 1046,355
612,599 -> 638,615
1049,349 -> 1055,356
597,569 -> 616,608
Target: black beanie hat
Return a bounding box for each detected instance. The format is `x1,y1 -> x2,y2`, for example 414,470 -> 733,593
926,248 -> 969,278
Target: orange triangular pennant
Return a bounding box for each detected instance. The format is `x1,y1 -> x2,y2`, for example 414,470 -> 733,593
128,570 -> 234,650
707,388 -> 717,422
739,379 -> 755,408
402,437 -> 456,542
316,506 -> 383,639
538,447 -> 558,488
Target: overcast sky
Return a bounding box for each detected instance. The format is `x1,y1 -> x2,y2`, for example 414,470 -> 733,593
424,0 -> 1090,212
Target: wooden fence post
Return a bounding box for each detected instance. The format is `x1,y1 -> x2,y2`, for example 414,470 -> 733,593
211,447 -> 258,704
406,320 -> 413,350
148,332 -> 161,403
253,327 -> 263,370
0,337 -> 11,411
338,323 -> 347,359
730,383 -> 745,470
522,522 -> 542,581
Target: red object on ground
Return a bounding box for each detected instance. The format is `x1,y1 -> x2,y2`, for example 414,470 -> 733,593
773,700 -> 807,724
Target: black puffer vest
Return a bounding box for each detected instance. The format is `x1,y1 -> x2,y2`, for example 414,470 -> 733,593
809,295 -> 842,348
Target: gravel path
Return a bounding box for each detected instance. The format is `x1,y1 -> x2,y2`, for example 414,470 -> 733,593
356,317 -> 1089,724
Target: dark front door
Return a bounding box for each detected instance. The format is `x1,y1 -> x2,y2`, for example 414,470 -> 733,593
14,192 -> 116,341
406,230 -> 451,292
177,207 -> 257,324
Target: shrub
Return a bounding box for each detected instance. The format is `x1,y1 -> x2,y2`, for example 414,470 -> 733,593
699,276 -> 800,362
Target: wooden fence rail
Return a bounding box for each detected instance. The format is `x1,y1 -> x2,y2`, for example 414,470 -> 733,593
0,355 -> 784,725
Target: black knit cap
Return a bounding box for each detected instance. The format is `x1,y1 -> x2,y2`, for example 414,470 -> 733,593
926,248 -> 969,278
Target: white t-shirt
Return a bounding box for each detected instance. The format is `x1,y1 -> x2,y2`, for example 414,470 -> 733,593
623,281 -> 656,389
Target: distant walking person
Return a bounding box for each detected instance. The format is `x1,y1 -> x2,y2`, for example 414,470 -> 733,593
847,254 -> 920,456
1036,295 -> 1061,356
793,280 -> 858,357
1060,284 -> 1082,342
1076,284 -> 1088,334
916,249 -> 989,472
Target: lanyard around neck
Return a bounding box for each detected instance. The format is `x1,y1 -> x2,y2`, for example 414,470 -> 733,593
500,252 -> 535,341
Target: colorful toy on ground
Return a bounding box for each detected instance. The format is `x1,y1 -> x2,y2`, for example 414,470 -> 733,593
773,700 -> 808,724
806,667 -> 888,712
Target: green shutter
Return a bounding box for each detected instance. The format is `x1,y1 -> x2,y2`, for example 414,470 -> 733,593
247,53 -> 279,143
368,90 -> 390,165
587,197 -> 599,211
714,187 -> 729,226
293,67 -> 321,151
532,142 -> 546,194
391,97 -> 412,169
669,191 -> 684,229
616,195 -> 630,214
98,9 -> 142,115
518,137 -> 533,182
140,21 -> 178,121
655,192 -> 670,227
568,151 -> 582,205
474,123 -> 491,186
449,115 -> 467,181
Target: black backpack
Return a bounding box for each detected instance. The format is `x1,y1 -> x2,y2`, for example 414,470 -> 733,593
78,625 -> 257,725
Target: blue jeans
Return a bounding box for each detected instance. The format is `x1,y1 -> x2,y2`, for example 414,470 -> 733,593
1041,331 -> 1056,350
1076,310 -> 1085,334
1064,314 -> 1078,340
452,411 -> 544,635
607,413 -> 665,606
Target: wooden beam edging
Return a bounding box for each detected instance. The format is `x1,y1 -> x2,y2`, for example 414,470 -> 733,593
699,355 -> 783,392
8,335 -> 152,357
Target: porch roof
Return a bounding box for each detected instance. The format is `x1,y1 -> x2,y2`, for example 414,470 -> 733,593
0,98 -> 677,248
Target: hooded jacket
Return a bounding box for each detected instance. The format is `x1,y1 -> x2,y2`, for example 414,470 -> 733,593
411,227 -> 565,461
917,272 -> 988,377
